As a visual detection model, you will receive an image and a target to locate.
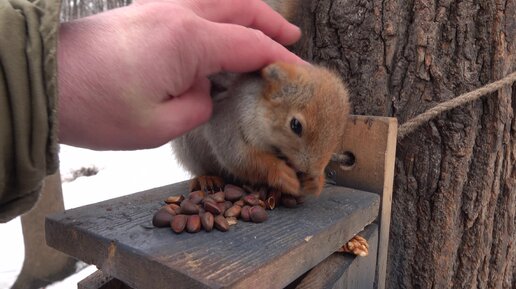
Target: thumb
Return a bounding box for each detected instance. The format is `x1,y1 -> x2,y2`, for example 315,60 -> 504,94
156,77 -> 213,140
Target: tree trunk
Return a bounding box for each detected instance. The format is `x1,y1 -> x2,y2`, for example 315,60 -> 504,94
292,0 -> 515,288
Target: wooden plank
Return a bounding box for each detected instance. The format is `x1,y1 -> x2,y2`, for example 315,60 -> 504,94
327,115 -> 397,289
46,182 -> 379,289
78,270 -> 133,289
294,224 -> 378,289
77,221 -> 379,289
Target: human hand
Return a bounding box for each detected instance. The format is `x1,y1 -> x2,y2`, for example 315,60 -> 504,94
57,0 -> 303,150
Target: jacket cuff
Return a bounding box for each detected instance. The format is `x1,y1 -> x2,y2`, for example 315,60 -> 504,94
38,0 -> 61,174
0,0 -> 61,222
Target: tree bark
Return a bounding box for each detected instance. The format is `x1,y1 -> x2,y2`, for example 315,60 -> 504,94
292,0 -> 515,288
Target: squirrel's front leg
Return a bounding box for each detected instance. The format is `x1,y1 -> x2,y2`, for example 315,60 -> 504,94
237,148 -> 301,195
299,174 -> 325,196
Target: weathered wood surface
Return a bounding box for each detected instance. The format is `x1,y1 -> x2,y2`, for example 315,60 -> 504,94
46,182 -> 379,289
78,270 -> 132,289
77,223 -> 378,289
295,224 -> 378,289
327,115 -> 397,289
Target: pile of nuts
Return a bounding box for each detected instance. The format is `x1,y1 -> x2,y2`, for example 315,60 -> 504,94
152,184 -> 304,234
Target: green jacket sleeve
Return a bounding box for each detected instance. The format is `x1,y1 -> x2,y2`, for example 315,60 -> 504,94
0,0 -> 60,222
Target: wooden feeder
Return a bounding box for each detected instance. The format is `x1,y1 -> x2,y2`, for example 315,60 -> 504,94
46,115 -> 397,289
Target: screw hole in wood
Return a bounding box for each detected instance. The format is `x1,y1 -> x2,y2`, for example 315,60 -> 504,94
338,151 -> 356,171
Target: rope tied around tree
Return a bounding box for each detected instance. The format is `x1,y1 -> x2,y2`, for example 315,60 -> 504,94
331,71 -> 516,165
397,71 -> 516,139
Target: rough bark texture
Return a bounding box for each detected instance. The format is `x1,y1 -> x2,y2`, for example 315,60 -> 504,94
291,0 -> 515,288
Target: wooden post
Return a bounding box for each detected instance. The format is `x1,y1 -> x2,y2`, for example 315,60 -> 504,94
12,170 -> 77,289
326,115 -> 397,289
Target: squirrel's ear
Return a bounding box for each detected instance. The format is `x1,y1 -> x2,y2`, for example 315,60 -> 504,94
261,63 -> 291,84
261,63 -> 296,100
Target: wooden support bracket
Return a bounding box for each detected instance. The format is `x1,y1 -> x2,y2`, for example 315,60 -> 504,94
326,115 -> 397,289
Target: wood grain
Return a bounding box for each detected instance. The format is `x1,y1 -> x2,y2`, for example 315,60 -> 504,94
295,224 -> 379,289
46,182 -> 379,289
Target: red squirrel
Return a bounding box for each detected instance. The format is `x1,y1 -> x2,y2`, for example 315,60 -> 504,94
171,0 -> 350,196
172,61 -> 349,196
171,0 -> 368,257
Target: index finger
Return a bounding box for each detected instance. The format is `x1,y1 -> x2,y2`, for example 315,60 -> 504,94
179,0 -> 301,46
198,22 -> 307,76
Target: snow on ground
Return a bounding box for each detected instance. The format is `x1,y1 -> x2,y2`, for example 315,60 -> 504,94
0,144 -> 190,289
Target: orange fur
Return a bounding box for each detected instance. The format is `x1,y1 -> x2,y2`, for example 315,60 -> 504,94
172,62 -> 349,196
237,147 -> 301,195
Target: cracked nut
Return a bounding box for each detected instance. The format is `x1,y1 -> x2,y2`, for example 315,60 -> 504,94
214,215 -> 230,232
224,205 -> 242,218
165,195 -> 185,205
162,204 -> 179,215
338,235 -> 369,257
226,217 -> 238,226
211,191 -> 226,203
266,190 -> 281,210
204,200 -> 222,215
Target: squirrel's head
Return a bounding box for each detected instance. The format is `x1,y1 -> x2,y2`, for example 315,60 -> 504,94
257,62 -> 350,195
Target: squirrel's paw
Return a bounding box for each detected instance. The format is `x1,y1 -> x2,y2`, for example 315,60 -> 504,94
189,176 -> 225,193
268,162 -> 301,195
299,174 -> 325,196
337,235 -> 369,257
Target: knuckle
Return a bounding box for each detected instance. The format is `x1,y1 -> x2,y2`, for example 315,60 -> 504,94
249,28 -> 268,42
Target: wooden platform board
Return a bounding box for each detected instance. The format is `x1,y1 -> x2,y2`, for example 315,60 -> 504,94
46,181 -> 379,289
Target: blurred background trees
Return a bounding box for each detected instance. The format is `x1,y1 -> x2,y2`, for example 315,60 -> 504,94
60,0 -> 131,22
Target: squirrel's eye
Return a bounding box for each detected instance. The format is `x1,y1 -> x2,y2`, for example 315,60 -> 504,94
290,118 -> 303,136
